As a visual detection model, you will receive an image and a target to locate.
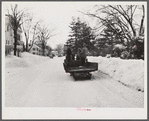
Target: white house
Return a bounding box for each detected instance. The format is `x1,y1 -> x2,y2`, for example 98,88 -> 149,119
29,43 -> 49,56
5,15 -> 24,56
5,16 -> 14,55
29,44 -> 42,56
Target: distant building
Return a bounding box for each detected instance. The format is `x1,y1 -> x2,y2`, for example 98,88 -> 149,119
29,44 -> 49,56
29,44 -> 42,56
5,16 -> 14,55
5,15 -> 24,56
32,40 -> 49,56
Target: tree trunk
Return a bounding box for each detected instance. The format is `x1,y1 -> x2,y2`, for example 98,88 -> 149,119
13,28 -> 17,56
139,5 -> 145,36
129,22 -> 136,37
28,41 -> 34,52
26,40 -> 28,52
25,33 -> 28,52
42,42 -> 45,56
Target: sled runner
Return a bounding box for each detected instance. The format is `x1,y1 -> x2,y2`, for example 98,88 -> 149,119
63,59 -> 98,80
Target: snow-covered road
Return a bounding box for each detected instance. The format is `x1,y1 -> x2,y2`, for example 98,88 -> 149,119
5,56 -> 144,107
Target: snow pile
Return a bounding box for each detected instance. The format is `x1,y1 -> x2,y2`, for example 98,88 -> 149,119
88,56 -> 144,92
5,53 -> 144,92
5,52 -> 50,68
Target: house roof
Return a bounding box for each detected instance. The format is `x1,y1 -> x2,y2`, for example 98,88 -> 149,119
32,43 -> 42,49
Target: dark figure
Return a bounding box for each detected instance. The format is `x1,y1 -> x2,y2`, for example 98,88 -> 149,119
66,48 -> 72,63
76,54 -> 81,60
80,43 -> 88,65
72,54 -> 75,60
71,52 -> 75,60
76,48 -> 81,60
71,47 -> 76,60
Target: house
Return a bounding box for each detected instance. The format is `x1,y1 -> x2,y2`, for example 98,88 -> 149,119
5,15 -> 24,56
29,44 -> 42,56
29,44 -> 49,56
5,16 -> 14,55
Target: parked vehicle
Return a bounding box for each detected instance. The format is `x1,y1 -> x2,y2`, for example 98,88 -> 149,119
63,59 -> 98,80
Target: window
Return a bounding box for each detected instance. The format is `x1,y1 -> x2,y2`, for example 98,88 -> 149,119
33,52 -> 35,54
37,48 -> 38,51
33,48 -> 35,51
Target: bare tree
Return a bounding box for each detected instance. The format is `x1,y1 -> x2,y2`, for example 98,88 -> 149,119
21,13 -> 33,52
55,44 -> 64,56
28,21 -> 41,51
36,25 -> 56,56
139,5 -> 145,36
6,4 -> 26,56
81,5 -> 145,51
45,45 -> 52,56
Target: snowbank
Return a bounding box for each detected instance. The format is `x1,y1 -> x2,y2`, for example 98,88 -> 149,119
88,56 -> 144,92
5,52 -> 50,68
5,52 -> 144,92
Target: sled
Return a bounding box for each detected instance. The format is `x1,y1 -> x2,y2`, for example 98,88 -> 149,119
63,59 -> 98,80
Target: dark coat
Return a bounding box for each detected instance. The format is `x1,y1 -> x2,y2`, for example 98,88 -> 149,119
66,48 -> 72,62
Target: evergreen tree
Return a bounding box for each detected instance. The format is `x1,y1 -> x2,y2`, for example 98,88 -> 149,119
68,17 -> 95,53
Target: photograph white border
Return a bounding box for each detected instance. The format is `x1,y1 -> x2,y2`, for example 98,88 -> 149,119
2,1 -> 148,119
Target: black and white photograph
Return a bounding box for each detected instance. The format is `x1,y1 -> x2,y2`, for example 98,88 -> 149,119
2,1 -> 147,119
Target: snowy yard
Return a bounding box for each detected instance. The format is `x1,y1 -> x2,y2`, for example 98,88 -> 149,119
4,52 -> 145,108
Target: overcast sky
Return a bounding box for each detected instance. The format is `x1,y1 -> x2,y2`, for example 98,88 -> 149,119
3,2 -> 146,48
3,2 -> 98,48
